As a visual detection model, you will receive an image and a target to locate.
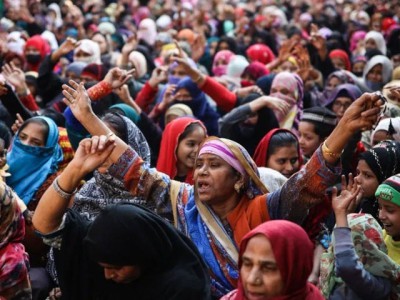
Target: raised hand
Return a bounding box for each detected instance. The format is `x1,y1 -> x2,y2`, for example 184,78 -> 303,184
278,38 -> 297,63
235,85 -> 264,98
263,96 -> 291,116
2,62 -> 27,93
309,23 -> 327,59
341,92 -> 385,133
148,66 -> 168,88
59,37 -> 80,56
62,80 -> 94,123
104,67 -> 135,90
11,113 -> 24,134
121,36 -> 138,56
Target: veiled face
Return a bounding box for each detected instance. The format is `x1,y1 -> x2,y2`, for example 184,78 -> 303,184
99,262 -> 141,284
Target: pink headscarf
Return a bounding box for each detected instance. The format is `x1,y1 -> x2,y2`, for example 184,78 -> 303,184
349,30 -> 366,53
212,50 -> 235,77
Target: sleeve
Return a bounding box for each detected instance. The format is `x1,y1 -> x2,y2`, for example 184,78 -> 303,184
200,76 -> 237,113
108,148 -> 183,221
135,81 -> 159,111
267,145 -> 340,222
333,227 -> 392,299
19,93 -> 40,111
0,85 -> 35,120
219,104 -> 252,138
37,55 -> 64,105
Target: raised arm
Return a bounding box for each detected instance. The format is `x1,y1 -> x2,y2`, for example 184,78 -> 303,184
32,136 -> 116,234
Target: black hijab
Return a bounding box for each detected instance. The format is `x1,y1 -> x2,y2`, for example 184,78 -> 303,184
55,204 -> 211,300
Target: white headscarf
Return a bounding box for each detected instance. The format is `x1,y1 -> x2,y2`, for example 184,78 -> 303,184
7,31 -> 25,55
137,18 -> 157,46
371,117 -> 400,144
48,3 -> 63,29
128,51 -> 147,78
365,31 -> 387,55
74,39 -> 101,64
363,55 -> 393,86
41,30 -> 58,51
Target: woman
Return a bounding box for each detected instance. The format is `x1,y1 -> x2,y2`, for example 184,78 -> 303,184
53,80 -> 383,298
240,62 -> 269,87
253,128 -> 301,178
329,49 -> 351,71
325,84 -> 362,121
370,118 -> 400,147
212,50 -> 235,77
364,31 -> 387,56
72,113 -> 152,221
73,39 -> 101,64
0,183 -> 31,299
157,117 -> 206,184
24,35 -> 51,72
221,220 -> 324,300
362,55 -> 393,92
7,116 -> 63,207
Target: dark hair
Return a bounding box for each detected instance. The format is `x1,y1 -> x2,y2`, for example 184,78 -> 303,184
19,118 -> 49,142
102,113 -> 128,143
178,122 -> 204,144
41,109 -> 66,127
267,132 -> 298,158
302,121 -> 335,140
0,121 -> 12,148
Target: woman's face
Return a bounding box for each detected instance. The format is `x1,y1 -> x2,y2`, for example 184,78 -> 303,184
18,122 -> 47,147
170,64 -> 187,78
92,34 -> 108,54
298,121 -> 322,157
354,159 -> 379,198
174,88 -> 192,102
367,64 -> 383,83
176,126 -> 206,174
326,76 -> 342,91
365,38 -> 377,51
270,84 -> 295,99
240,234 -> 284,299
331,57 -> 346,70
99,262 -> 141,284
266,145 -> 299,178
352,61 -> 365,76
194,153 -> 240,205
332,96 -> 352,120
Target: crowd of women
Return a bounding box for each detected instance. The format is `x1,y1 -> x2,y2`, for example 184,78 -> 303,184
1,0 -> 400,299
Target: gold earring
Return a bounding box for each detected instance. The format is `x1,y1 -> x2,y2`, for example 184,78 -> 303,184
234,182 -> 242,193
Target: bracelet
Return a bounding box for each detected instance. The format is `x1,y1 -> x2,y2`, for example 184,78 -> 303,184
52,176 -> 77,200
193,73 -> 203,83
322,141 -> 343,159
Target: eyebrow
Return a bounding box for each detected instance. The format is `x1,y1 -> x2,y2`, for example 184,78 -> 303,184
242,256 -> 277,267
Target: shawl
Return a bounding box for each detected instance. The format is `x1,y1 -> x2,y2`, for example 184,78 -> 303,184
7,116 -> 63,204
246,43 -> 275,65
56,205 -> 211,299
174,77 -> 220,135
329,49 -> 351,71
24,35 -> 51,72
156,117 -> 205,184
365,31 -> 387,55
72,116 -> 151,221
269,72 -> 304,132
229,220 -> 323,300
320,213 -> 400,299
181,137 -> 269,298
253,128 -> 302,168
0,184 -> 31,297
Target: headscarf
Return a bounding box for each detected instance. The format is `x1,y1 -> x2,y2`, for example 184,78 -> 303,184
73,116 -> 151,221
156,14 -> 172,31
110,103 -> 140,124
173,77 -> 220,135
320,213 -> 400,299
0,185 -> 31,296
47,3 -> 63,29
41,30 -> 58,51
74,39 -> 101,64
65,61 -> 87,78
24,35 -> 51,71
157,117 -> 205,184
164,104 -> 193,124
363,55 -> 393,91
246,43 -> 275,65
387,28 -> 400,58
253,128 -> 302,168
329,49 -> 351,71
137,18 -> 157,46
128,51 -> 147,78
60,204 -> 212,299
80,63 -> 108,82
359,141 -> 400,184
365,31 -> 387,55
350,30 -> 366,53
322,70 -> 354,103
7,117 -> 63,204
241,62 -> 269,85
371,118 -> 400,145
325,83 -> 362,109
232,220 -> 323,300
257,167 -> 287,192
226,55 -> 249,78
177,29 -> 196,45
212,50 -> 235,77
269,72 -> 304,131
7,31 -> 26,55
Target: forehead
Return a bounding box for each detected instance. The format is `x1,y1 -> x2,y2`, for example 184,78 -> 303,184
197,152 -> 224,161
378,198 -> 400,210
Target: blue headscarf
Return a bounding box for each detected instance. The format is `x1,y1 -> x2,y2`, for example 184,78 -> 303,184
7,116 -> 63,204
174,76 -> 220,135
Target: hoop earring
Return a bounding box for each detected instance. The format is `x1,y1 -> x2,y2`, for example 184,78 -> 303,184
234,182 -> 242,194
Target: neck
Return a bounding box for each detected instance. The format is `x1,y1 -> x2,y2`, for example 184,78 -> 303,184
176,162 -> 188,177
211,194 -> 241,221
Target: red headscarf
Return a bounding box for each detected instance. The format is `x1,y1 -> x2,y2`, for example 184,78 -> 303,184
233,220 -> 324,300
156,117 -> 206,184
246,44 -> 275,65
329,49 -> 351,71
253,128 -> 303,168
24,35 -> 51,72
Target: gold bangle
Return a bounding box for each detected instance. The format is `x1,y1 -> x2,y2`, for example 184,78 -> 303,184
322,142 -> 343,159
